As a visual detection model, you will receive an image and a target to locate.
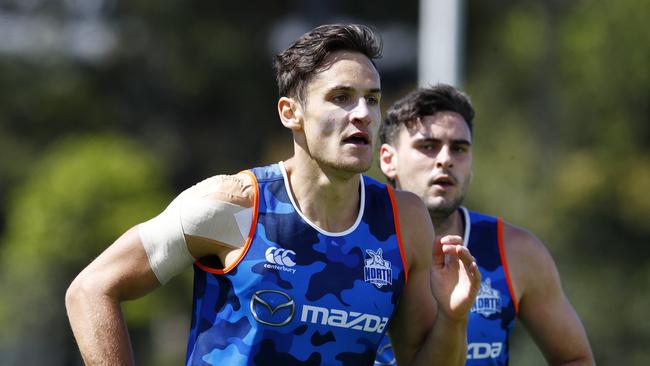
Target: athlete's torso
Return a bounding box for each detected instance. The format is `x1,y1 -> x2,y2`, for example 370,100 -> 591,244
464,208 -> 517,365
186,162 -> 407,366
374,207 -> 517,366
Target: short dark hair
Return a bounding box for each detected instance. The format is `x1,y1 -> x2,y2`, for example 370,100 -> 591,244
379,84 -> 475,145
274,24 -> 382,103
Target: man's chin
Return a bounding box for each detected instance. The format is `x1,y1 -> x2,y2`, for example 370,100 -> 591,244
337,157 -> 372,174
321,158 -> 371,176
425,197 -> 462,218
343,164 -> 370,175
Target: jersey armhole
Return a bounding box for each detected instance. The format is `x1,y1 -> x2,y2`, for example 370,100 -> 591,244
194,170 -> 260,275
386,185 -> 408,285
497,217 -> 519,314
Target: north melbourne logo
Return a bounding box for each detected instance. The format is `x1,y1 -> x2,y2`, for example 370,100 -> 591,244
364,248 -> 392,288
471,278 -> 502,317
264,247 -> 297,274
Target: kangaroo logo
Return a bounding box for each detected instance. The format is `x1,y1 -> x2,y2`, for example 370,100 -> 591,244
471,278 -> 502,317
364,248 -> 392,288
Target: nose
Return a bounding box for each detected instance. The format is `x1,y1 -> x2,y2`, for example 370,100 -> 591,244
436,145 -> 454,168
350,97 -> 371,126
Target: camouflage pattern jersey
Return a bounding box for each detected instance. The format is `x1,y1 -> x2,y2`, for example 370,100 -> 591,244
374,208 -> 517,366
185,162 -> 408,366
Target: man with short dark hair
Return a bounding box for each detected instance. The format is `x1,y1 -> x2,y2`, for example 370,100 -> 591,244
375,84 -> 594,366
66,26 -> 480,366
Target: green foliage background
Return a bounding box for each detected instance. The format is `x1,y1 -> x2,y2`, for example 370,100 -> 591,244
0,0 -> 647,365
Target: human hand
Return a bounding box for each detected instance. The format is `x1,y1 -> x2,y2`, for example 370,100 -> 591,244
431,235 -> 481,321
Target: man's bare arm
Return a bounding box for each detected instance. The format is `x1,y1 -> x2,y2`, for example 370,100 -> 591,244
65,172 -> 256,364
505,224 -> 595,365
389,190 -> 480,366
65,227 -> 160,365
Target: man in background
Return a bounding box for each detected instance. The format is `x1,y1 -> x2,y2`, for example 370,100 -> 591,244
375,84 -> 594,365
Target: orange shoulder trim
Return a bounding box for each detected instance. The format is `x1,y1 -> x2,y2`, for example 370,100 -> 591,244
195,170 -> 259,275
386,185 -> 408,285
497,218 -> 519,314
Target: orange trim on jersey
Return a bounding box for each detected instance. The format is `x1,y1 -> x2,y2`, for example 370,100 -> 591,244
497,218 -> 519,315
195,170 -> 260,275
386,185 -> 408,285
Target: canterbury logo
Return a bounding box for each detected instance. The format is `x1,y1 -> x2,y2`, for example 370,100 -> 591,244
265,247 -> 297,267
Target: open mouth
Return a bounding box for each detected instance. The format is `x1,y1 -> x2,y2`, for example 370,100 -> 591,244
343,133 -> 370,145
432,176 -> 455,187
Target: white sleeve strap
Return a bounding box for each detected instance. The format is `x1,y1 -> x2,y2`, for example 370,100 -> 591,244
138,196 -> 195,284
138,182 -> 255,284
180,199 -> 253,248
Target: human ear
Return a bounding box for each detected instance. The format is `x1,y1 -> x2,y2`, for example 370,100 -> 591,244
379,143 -> 398,180
278,97 -> 303,131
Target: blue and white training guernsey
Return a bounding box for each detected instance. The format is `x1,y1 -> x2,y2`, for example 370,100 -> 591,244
185,162 -> 408,366
463,208 -> 517,365
374,207 -> 517,366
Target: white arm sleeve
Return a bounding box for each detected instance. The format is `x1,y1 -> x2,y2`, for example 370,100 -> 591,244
180,199 -> 253,248
138,178 -> 254,284
138,195 -> 194,285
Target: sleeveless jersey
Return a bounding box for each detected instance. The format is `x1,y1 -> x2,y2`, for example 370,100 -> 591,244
373,207 -> 517,366
185,162 -> 408,366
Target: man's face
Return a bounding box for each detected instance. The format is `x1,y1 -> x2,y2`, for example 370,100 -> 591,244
381,112 -> 472,218
299,51 -> 381,175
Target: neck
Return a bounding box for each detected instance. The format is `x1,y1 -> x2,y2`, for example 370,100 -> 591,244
430,208 -> 464,238
282,157 -> 362,233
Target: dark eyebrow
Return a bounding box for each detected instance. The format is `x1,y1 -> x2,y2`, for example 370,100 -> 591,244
452,139 -> 472,146
328,85 -> 382,94
414,137 -> 472,146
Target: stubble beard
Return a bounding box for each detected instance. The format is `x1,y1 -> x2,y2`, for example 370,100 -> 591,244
332,159 -> 371,175
314,153 -> 372,178
425,186 -> 468,222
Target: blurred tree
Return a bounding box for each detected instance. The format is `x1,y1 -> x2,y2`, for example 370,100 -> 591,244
0,0 -> 647,364
465,0 -> 650,364
0,134 -> 185,365
0,2 -> 419,364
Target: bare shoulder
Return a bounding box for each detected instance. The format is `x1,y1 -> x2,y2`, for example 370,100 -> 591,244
392,189 -> 428,218
502,222 -> 554,266
184,172 -> 256,207
391,189 -> 434,268
500,221 -> 594,365
501,221 -> 560,299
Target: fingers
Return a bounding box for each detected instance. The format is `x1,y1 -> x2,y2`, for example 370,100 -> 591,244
442,245 -> 482,290
438,238 -> 481,284
466,254 -> 481,289
439,235 -> 472,265
441,244 -> 472,263
434,236 -> 481,288
433,235 -> 463,266
439,235 -> 463,246
441,244 -> 476,270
